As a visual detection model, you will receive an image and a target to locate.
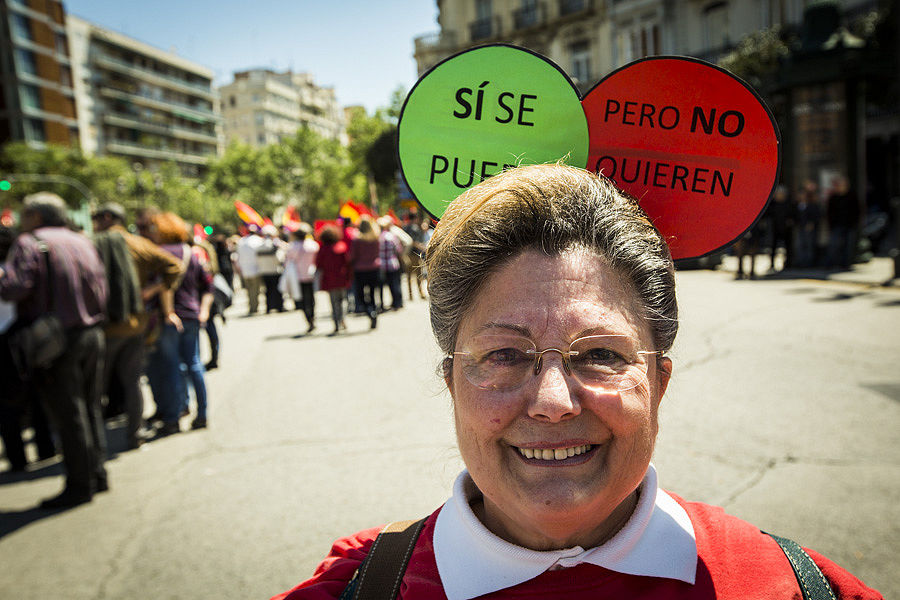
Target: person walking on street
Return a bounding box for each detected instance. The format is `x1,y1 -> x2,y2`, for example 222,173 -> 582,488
767,185 -> 794,272
235,226 -> 264,315
258,224 -> 286,313
377,216 -> 404,311
794,179 -> 822,268
0,193 -> 109,508
315,225 -> 350,335
403,213 -> 427,301
348,216 -> 381,329
145,212 -> 214,434
91,202 -> 183,449
285,224 -> 319,332
825,175 -> 861,269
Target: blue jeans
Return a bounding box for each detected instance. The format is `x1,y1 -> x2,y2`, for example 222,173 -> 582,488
176,319 -> 207,421
146,324 -> 181,422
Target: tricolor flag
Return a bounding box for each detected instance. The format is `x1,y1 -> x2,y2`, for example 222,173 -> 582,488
338,201 -> 360,223
234,200 -> 265,227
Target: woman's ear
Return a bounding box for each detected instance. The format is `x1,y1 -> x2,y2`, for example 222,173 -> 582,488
442,356 -> 454,394
654,356 -> 672,407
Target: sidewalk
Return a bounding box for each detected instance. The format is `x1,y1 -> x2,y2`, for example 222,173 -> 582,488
718,255 -> 899,289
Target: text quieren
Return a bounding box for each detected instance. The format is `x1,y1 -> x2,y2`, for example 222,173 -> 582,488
594,156 -> 734,197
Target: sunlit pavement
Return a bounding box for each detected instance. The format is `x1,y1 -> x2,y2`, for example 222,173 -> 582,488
1,269 -> 898,599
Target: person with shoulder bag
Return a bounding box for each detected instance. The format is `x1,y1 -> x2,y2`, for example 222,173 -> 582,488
0,193 -> 108,509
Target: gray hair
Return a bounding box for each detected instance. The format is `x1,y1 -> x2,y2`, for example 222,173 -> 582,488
23,192 -> 68,227
425,164 -> 678,356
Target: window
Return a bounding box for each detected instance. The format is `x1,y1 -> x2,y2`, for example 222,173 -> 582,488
59,65 -> 72,87
24,118 -> 46,143
515,0 -> 539,29
11,14 -> 33,41
476,0 -> 492,20
471,0 -> 493,40
230,95 -> 236,107
19,84 -> 41,109
15,49 -> 38,76
703,2 -> 730,51
55,33 -> 68,56
570,41 -> 590,83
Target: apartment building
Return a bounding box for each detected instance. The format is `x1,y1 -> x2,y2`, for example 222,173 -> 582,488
414,0 -> 879,86
414,0 -> 613,91
218,68 -> 346,148
66,15 -> 220,176
0,0 -> 78,147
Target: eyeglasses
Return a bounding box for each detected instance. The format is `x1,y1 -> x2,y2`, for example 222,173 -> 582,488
451,334 -> 658,392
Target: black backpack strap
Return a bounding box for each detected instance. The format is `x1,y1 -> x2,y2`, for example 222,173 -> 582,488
340,518 -> 427,600
765,533 -> 837,600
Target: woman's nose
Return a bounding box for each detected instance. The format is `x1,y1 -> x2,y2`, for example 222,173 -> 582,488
527,355 -> 580,423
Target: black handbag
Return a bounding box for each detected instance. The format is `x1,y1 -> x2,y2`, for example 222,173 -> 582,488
8,235 -> 67,377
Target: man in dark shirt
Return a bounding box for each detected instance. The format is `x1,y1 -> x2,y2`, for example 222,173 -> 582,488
0,192 -> 109,508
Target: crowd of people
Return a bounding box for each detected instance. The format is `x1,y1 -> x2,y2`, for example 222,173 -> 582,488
0,193 -> 437,508
0,193 -> 220,508
233,212 -> 433,334
733,174 -> 867,280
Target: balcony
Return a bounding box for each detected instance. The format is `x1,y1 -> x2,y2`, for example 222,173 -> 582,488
469,17 -> 495,42
414,31 -> 459,56
100,87 -> 220,123
514,3 -> 544,29
94,53 -> 214,99
105,139 -> 214,164
559,0 -> 589,17
102,112 -> 218,144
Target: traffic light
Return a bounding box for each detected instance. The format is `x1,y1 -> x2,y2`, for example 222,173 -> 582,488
0,179 -> 11,192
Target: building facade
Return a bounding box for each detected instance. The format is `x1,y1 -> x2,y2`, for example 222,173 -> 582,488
0,0 -> 78,147
66,15 -> 220,176
413,0 -> 897,218
218,68 -> 345,148
414,0 -> 877,87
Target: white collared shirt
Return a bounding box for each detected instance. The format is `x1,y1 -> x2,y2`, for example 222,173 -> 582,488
433,464 -> 697,600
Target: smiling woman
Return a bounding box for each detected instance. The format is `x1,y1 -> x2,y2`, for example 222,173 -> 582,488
271,165 -> 882,600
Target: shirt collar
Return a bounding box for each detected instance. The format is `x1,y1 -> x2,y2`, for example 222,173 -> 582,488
433,464 -> 697,600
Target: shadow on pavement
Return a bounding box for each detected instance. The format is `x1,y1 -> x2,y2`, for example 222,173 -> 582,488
860,382 -> 900,404
0,505 -> 73,539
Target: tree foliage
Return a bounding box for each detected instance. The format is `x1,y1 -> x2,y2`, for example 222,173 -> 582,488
718,26 -> 792,90
1,89 -> 407,230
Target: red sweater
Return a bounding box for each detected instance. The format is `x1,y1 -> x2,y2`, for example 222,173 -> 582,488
273,495 -> 882,599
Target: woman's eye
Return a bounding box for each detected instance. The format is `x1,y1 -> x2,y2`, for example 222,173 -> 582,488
577,347 -> 628,368
483,348 -> 527,365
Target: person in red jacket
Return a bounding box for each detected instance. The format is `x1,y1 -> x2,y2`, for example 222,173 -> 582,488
315,225 -> 351,336
274,166 -> 882,599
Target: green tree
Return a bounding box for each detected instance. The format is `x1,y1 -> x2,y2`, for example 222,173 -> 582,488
718,26 -> 792,91
204,141 -> 281,220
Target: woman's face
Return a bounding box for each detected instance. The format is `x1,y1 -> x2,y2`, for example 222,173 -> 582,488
448,248 -> 671,550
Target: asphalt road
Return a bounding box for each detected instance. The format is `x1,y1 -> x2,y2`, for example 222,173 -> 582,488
1,266 -> 898,599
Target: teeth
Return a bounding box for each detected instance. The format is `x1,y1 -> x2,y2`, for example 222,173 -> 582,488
517,444 -> 592,461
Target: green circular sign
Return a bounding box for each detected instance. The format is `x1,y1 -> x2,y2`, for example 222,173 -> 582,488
397,45 -> 588,219
0,180 -> 11,192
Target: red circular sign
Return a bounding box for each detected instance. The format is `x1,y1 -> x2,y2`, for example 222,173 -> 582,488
582,57 -> 781,261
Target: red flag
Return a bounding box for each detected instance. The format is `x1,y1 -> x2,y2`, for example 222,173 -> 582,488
386,208 -> 400,226
314,219 -> 339,235
282,205 -> 302,231
234,200 -> 265,227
